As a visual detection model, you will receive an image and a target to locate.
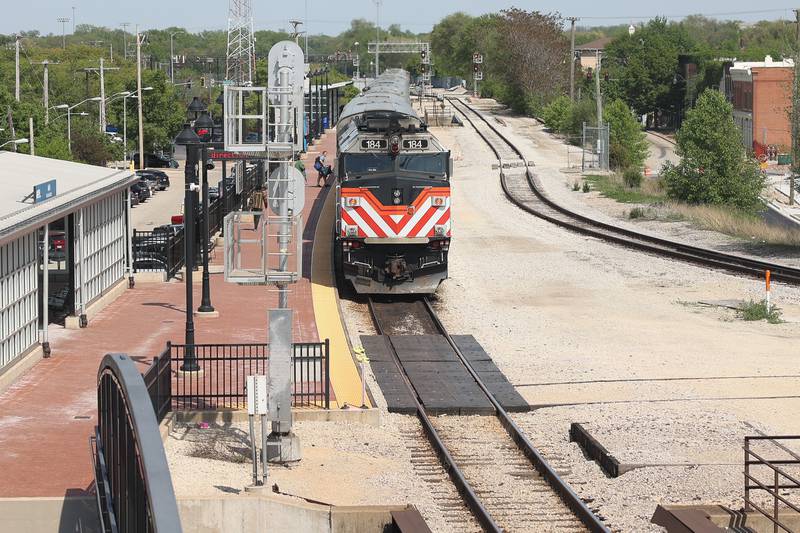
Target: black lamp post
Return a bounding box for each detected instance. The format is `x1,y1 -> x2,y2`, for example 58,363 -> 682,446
315,70 -> 322,139
193,110 -> 216,314
174,123 -> 201,371
187,96 -> 207,122
216,91 -> 230,235
324,67 -> 330,129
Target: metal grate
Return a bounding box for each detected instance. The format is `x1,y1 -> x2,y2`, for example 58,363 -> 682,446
744,435 -> 800,533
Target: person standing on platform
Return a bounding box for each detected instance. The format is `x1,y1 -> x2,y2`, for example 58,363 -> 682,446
250,185 -> 265,230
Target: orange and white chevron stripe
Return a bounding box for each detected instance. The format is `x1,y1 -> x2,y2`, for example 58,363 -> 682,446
340,187 -> 451,239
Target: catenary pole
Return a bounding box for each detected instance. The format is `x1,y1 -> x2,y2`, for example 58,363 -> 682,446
43,61 -> 49,124
99,57 -> 106,132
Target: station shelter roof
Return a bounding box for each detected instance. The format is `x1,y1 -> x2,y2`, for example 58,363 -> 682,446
0,152 -> 137,246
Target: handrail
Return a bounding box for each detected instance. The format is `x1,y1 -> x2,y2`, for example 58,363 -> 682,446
98,353 -> 183,533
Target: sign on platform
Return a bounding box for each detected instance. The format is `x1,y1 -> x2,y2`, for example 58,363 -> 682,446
33,180 -> 57,203
247,375 -> 269,415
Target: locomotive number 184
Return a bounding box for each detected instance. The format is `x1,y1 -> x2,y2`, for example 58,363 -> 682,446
402,139 -> 429,149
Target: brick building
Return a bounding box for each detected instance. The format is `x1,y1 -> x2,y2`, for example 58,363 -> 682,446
728,56 -> 793,155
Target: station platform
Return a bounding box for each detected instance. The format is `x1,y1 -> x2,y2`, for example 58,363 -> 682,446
0,132 -> 367,498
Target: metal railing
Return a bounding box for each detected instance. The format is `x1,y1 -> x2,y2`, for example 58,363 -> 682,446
744,435 -> 800,533
142,346 -> 172,423
92,353 -> 183,533
169,341 -> 330,411
132,228 -> 185,279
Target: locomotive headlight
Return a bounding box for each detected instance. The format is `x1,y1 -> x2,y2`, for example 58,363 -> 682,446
389,135 -> 401,155
346,197 -> 360,207
431,196 -> 446,207
392,188 -> 402,205
346,225 -> 359,237
434,225 -> 447,236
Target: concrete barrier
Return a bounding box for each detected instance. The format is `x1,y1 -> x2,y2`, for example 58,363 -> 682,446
0,494 -> 410,533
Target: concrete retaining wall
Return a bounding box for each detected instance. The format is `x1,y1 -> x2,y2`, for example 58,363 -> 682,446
0,494 -> 407,533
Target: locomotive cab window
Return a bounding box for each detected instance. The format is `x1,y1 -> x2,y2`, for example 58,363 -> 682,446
398,153 -> 448,178
343,153 -> 394,176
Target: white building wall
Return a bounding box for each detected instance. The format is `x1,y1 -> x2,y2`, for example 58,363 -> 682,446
74,191 -> 126,310
0,232 -> 38,369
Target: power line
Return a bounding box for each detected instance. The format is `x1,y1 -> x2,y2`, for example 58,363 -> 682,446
576,8 -> 793,21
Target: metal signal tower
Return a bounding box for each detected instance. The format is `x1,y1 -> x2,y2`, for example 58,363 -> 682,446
226,0 -> 256,86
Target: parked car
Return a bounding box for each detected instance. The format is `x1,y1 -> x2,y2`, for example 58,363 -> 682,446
144,168 -> 170,190
137,178 -> 154,199
130,183 -> 149,203
136,171 -> 159,190
133,152 -> 178,169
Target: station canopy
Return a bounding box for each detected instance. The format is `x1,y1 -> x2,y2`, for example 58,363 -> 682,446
0,152 -> 137,246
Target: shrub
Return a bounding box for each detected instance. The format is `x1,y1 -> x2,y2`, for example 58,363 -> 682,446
541,95 -> 572,133
739,300 -> 783,324
572,181 -> 581,191
629,207 -> 647,219
623,168 -> 643,188
603,99 -> 649,170
582,181 -> 591,193
662,89 -> 765,212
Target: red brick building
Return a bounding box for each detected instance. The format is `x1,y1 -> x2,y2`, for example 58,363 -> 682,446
728,56 -> 793,156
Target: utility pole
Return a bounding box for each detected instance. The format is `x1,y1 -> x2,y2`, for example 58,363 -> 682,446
792,8 -> 799,206
57,18 -> 69,49
72,6 -> 76,34
99,57 -> 106,132
29,117 -> 35,156
40,60 -> 58,125
595,50 -> 603,127
136,29 -> 145,170
15,36 -> 20,102
121,23 -> 130,60
568,17 -> 578,101
374,0 -> 382,77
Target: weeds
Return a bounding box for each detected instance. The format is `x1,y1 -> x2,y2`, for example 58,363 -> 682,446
584,174 -> 665,204
582,181 -> 591,193
572,181 -> 581,191
629,207 -> 649,219
739,300 -> 783,324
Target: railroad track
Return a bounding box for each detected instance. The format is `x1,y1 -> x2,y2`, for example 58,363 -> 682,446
368,296 -> 608,532
447,97 -> 800,285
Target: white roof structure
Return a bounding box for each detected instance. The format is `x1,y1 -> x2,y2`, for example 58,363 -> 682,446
730,56 -> 794,81
0,152 -> 136,245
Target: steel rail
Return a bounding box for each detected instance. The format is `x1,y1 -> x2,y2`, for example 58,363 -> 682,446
368,296 -> 609,532
447,97 -> 800,284
421,298 -> 610,533
366,297 -> 502,532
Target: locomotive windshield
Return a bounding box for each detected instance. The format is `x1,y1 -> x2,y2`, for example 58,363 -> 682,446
344,152 -> 449,178
398,154 -> 447,176
343,153 -> 394,174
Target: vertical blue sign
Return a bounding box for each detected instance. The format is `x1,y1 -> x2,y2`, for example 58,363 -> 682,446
33,179 -> 57,203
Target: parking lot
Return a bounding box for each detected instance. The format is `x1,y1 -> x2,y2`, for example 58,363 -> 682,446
130,166 -> 223,231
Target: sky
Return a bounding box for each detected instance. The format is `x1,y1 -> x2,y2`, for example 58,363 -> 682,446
3,1 -> 797,36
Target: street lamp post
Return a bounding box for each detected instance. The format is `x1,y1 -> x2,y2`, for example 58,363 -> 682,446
170,31 -> 184,84
58,97 -> 101,154
121,87 -> 152,167
193,111 -> 216,315
174,124 -> 202,372
0,138 -> 29,149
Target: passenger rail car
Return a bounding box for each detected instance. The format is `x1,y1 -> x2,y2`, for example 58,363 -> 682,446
335,69 -> 452,294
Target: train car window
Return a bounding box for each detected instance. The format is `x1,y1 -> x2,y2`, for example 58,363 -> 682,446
344,153 -> 394,175
397,154 -> 447,177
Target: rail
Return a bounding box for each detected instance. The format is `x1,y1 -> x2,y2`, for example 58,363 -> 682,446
169,341 -> 330,411
367,297 -> 609,532
92,353 -> 183,533
447,96 -> 800,285
744,436 -> 800,533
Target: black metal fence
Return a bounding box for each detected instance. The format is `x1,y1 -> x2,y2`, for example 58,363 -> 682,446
744,435 -> 800,532
143,341 -> 330,413
92,354 -> 182,533
142,346 -> 172,423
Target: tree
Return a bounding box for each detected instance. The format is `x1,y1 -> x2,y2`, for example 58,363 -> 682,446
662,89 -> 765,211
541,95 -> 572,133
604,18 -> 694,117
603,98 -> 648,170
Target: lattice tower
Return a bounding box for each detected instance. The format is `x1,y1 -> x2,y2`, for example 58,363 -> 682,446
226,0 -> 256,86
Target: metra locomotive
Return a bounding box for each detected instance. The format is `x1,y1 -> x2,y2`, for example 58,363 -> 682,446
334,69 -> 452,294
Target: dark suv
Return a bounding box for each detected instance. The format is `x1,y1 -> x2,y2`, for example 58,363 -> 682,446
133,152 -> 178,169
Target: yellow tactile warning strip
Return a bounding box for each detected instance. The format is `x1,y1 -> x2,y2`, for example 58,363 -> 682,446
311,181 -> 371,408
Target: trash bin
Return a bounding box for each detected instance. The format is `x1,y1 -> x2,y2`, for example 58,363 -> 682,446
778,153 -> 792,165
323,116 -> 329,129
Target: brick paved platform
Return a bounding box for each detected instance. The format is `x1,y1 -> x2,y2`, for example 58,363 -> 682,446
0,133 -> 341,498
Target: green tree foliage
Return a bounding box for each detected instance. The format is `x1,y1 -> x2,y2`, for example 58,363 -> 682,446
603,98 -> 648,170
662,89 -> 765,211
604,18 -> 694,117
541,95 -> 572,133
71,130 -> 116,166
